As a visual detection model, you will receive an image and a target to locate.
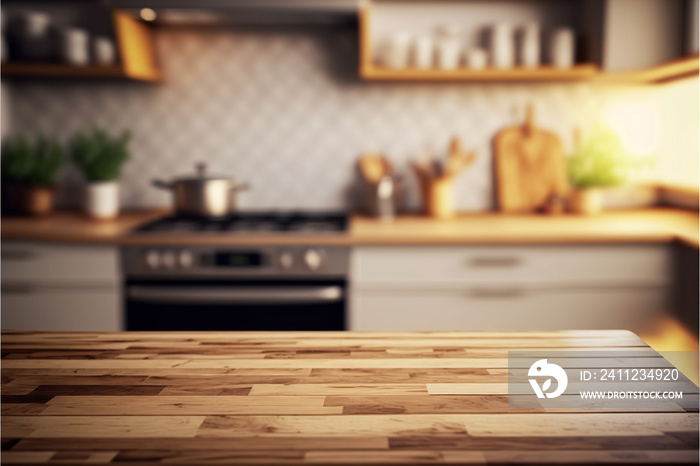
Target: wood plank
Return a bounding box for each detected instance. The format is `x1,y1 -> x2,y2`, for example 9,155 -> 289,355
1,403 -> 48,416
197,414 -> 468,437
324,395 -> 518,414
2,416 -> 205,438
11,436 -> 390,451
42,396 -> 343,416
305,449 -> 487,463
28,385 -> 165,396
461,413 -> 699,437
196,413 -> 698,438
0,451 -> 55,463
0,359 -> 189,369
388,433 -> 691,451
483,449 -> 700,464
249,384 -> 429,396
179,358 -> 511,369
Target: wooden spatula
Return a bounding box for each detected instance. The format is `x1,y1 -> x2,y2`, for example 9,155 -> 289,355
359,153 -> 392,184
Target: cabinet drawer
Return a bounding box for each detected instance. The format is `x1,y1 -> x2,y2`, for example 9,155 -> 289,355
1,241 -> 118,283
350,286 -> 668,331
1,285 -> 121,331
352,245 -> 671,287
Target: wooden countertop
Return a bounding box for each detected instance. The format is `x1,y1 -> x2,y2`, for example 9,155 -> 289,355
1,208 -> 698,248
2,330 -> 698,465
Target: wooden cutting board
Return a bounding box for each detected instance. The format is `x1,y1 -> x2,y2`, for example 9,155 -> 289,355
493,106 -> 569,213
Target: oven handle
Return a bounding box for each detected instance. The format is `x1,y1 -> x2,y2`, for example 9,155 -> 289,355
126,285 -> 344,305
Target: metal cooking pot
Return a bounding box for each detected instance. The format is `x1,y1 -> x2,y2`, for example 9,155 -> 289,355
153,163 -> 250,218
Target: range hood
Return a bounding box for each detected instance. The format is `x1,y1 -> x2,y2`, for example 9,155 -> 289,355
106,0 -> 359,24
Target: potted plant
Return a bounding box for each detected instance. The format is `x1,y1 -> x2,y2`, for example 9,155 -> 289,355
70,128 -> 130,220
566,126 -> 651,215
1,134 -> 66,216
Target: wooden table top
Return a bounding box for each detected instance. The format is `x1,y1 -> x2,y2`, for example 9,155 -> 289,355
2,208 -> 698,248
1,330 -> 698,465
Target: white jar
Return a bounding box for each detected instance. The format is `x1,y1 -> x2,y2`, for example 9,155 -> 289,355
436,38 -> 461,69
520,23 -> 540,68
93,36 -> 116,65
61,28 -> 89,66
85,181 -> 120,220
550,28 -> 575,69
435,25 -> 462,69
465,47 -> 487,69
24,12 -> 50,37
412,35 -> 433,69
381,32 -> 410,69
491,22 -> 514,69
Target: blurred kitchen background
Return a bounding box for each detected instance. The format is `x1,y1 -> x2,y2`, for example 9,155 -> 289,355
1,0 -> 699,373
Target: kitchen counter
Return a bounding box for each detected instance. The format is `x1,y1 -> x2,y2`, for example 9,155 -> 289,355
1,208 -> 698,248
1,330 -> 698,465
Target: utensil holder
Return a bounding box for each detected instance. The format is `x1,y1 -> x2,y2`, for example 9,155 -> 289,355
424,177 -> 454,219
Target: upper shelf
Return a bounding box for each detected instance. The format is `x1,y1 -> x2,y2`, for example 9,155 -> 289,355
1,10 -> 162,83
358,1 -> 698,85
361,64 -> 600,82
598,55 -> 700,84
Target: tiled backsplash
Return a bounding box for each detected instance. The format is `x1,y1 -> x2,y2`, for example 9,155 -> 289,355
3,26 -> 676,211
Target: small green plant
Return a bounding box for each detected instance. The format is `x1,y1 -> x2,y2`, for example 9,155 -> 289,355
1,134 -> 66,186
70,128 -> 131,182
567,126 -> 653,189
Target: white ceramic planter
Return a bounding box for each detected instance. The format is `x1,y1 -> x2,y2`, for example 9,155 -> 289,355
85,181 -> 120,220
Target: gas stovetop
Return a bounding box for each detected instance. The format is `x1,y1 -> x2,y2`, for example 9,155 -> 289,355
132,211 -> 348,234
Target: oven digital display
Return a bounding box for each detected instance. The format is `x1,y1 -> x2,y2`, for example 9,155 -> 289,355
214,251 -> 264,268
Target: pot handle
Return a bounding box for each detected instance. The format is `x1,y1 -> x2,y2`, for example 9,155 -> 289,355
152,180 -> 173,190
231,182 -> 251,193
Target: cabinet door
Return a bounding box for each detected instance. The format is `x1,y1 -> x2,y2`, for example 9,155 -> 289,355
1,284 -> 121,331
2,242 -> 118,282
1,241 -> 121,331
350,286 -> 669,331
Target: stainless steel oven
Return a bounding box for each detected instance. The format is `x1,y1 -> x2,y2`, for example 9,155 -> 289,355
121,245 -> 349,331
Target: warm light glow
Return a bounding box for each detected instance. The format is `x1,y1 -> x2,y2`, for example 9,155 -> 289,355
603,104 -> 659,155
655,77 -> 700,188
638,316 -> 699,385
140,8 -> 157,22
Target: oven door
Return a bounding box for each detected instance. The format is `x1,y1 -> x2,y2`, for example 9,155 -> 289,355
125,279 -> 346,331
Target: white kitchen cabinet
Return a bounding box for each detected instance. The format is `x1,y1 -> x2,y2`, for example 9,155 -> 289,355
1,241 -> 121,331
350,245 -> 672,331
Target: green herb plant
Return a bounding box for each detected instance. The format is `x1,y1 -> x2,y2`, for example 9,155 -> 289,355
70,128 -> 131,182
567,126 -> 654,189
1,134 -> 66,186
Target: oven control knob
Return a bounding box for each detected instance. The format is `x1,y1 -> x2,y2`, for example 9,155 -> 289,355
303,248 -> 324,271
144,250 -> 160,269
178,250 -> 194,269
279,250 -> 294,270
161,250 -> 177,269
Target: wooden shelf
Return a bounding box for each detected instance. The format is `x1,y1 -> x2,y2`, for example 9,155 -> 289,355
1,10 -> 161,83
358,1 -> 696,85
360,64 -> 599,82
597,55 -> 699,84
358,1 -> 597,83
2,63 -> 126,79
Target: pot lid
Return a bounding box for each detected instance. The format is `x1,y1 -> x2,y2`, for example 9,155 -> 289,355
175,163 -> 232,183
